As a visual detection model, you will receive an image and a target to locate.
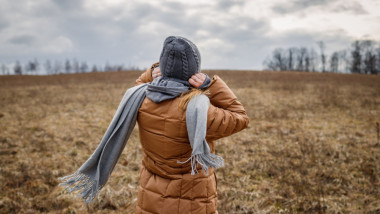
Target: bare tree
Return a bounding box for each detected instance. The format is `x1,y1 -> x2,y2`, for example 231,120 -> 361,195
91,65 -> 98,72
80,62 -> 88,73
1,64 -> 9,75
296,47 -> 307,71
65,59 -> 72,74
25,59 -> 39,75
329,51 -> 339,73
288,48 -> 295,71
351,41 -> 362,73
116,65 -> 124,72
360,40 -> 377,74
272,48 -> 287,71
264,57 -> 276,71
304,49 -> 311,72
14,61 -> 22,75
317,41 -> 326,72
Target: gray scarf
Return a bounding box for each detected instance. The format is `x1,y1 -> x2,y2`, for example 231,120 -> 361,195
58,76 -> 224,204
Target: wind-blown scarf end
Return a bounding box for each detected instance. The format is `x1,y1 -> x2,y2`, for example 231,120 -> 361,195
58,171 -> 102,204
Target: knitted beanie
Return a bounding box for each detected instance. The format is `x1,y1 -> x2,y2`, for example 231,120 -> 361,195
159,36 -> 201,81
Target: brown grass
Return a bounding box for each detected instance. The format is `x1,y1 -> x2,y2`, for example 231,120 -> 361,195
0,70 -> 379,213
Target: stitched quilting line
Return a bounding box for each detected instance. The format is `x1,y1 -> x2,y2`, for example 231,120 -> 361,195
178,173 -> 182,214
142,186 -> 212,200
160,175 -> 172,214
140,170 -> 146,212
138,206 -> 160,214
206,174 -> 209,214
191,179 -> 194,213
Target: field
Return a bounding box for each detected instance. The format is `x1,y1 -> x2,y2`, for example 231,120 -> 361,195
0,70 -> 379,213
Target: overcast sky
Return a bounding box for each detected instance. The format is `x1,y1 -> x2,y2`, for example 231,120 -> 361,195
1,0 -> 379,70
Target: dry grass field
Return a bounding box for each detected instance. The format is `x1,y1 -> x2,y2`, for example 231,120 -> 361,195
0,70 -> 379,213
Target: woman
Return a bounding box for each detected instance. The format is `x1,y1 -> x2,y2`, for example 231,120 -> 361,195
58,36 -> 248,214
134,36 -> 249,213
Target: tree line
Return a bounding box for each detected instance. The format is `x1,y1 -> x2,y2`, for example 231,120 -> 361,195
263,39 -> 380,74
0,59 -> 140,75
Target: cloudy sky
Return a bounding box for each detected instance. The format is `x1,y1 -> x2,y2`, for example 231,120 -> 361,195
1,0 -> 379,71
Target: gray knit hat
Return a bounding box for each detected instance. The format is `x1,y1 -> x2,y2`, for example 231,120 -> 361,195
159,36 -> 201,82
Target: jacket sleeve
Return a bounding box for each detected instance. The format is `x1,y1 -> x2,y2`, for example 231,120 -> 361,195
135,62 -> 159,86
205,75 -> 249,141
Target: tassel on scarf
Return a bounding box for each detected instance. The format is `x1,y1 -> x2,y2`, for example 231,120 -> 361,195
58,171 -> 103,204
177,153 -> 224,176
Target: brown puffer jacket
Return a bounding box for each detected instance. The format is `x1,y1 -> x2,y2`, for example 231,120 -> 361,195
134,63 -> 249,214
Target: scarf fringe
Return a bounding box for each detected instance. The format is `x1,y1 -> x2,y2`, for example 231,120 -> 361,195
58,171 -> 104,204
177,153 -> 224,176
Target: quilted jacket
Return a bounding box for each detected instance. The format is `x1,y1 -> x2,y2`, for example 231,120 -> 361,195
134,63 -> 249,213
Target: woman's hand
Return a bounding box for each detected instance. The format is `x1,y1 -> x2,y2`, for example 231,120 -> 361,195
189,73 -> 206,88
152,67 -> 162,79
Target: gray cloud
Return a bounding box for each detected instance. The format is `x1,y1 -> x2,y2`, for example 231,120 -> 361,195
332,2 -> 367,14
51,0 -> 84,11
216,0 -> 246,10
0,19 -> 8,31
273,0 -> 331,14
9,35 -> 37,45
273,0 -> 367,15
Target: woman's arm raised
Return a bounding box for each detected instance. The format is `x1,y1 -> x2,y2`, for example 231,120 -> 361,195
135,62 -> 159,86
205,75 -> 249,141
